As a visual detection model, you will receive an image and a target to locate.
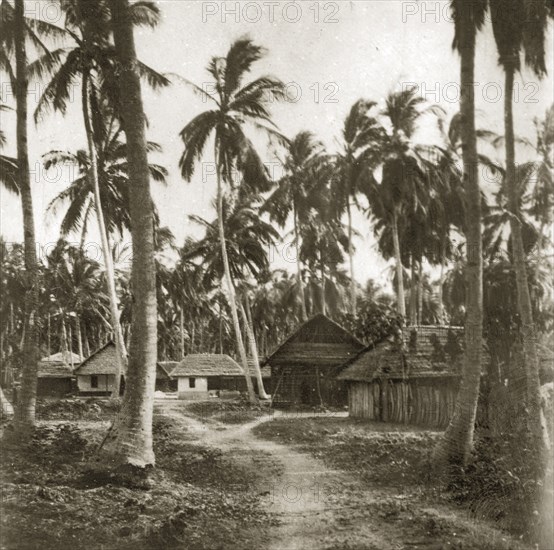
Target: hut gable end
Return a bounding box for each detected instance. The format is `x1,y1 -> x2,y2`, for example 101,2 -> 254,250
266,314 -> 365,368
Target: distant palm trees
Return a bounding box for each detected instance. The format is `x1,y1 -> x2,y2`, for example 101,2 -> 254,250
179,37 -> 286,402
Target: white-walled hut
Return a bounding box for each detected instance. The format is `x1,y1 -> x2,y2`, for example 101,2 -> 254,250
264,314 -> 365,407
74,342 -> 122,396
75,342 -> 174,396
338,326 -> 467,428
37,351 -> 82,398
172,354 -> 247,399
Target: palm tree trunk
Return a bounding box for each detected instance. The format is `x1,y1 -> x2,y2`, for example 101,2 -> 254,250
81,73 -> 126,397
13,0 -> 39,433
392,207 -> 406,318
75,316 -> 84,360
239,297 -> 269,399
417,260 -> 423,324
98,0 -> 159,468
504,65 -> 542,446
409,255 -> 417,325
214,152 -> 256,404
294,207 -> 308,321
435,9 -> 483,466
438,232 -> 447,324
83,323 -> 90,358
180,307 -> 185,359
347,200 -> 356,315
320,252 -> 326,316
47,313 -> 51,357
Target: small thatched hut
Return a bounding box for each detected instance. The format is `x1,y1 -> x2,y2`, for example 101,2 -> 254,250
264,314 -> 365,407
75,343 -> 172,396
171,354 -> 248,399
37,351 -> 81,398
338,326 -> 467,428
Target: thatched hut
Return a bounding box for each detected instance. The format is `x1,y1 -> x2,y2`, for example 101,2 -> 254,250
338,326 -> 466,428
264,314 -> 365,407
37,351 -> 81,398
171,354 -> 248,399
75,342 -> 170,396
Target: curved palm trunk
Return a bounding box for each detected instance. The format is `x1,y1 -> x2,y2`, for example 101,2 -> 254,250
435,9 -> 483,466
238,300 -> 269,399
98,0 -> 159,468
215,153 -> 256,404
75,315 -> 84,360
347,201 -> 356,315
13,0 -> 39,433
179,307 -> 185,359
82,74 -> 126,397
504,66 -> 542,446
293,207 -> 308,321
392,207 -> 406,318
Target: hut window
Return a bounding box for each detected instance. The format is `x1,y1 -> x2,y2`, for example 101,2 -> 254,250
189,377 -> 196,389
90,375 -> 98,389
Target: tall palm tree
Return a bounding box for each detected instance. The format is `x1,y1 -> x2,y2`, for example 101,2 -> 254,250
178,38 -> 286,403
264,131 -> 327,321
489,0 -> 553,445
185,193 -> 280,398
365,88 -> 443,320
332,99 -> 383,314
32,0 -> 167,397
434,0 -> 488,466
97,0 -> 159,469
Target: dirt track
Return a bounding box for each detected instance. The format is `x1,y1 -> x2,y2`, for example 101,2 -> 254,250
156,402 -> 446,550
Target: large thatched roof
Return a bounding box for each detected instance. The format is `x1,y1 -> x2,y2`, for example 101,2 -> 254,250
265,314 -> 365,369
75,342 -> 118,375
172,354 -> 244,377
38,351 -> 82,378
339,326 -> 467,382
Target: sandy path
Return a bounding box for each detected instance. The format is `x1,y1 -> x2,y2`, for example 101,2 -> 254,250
156,403 -> 396,550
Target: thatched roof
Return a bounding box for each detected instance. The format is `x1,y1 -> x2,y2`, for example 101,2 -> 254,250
75,342 -> 118,375
38,362 -> 75,379
172,354 -> 244,377
157,361 -> 179,377
76,343 -> 172,379
339,326 -> 467,382
40,351 -> 82,365
265,314 -> 365,369
38,351 -> 81,378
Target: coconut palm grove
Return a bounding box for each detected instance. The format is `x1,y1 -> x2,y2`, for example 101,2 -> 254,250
0,1 -> 553,549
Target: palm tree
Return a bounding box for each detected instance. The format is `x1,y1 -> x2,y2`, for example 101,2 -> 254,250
0,101 -> 18,194
97,0 -> 159,469
264,131 -> 327,321
178,37 -> 286,403
434,0 -> 488,467
185,193 -> 280,398
489,0 -> 552,445
332,100 -> 383,314
365,88 -> 443,320
32,0 -> 168,396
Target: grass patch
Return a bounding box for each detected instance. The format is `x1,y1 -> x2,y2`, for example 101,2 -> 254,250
1,413 -> 275,550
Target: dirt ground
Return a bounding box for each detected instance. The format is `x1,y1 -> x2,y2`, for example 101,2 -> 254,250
0,400 -> 535,550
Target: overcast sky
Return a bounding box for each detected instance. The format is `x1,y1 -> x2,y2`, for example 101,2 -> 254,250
1,0 -> 552,287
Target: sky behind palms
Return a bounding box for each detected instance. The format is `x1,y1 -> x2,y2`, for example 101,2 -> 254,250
1,0 -> 552,287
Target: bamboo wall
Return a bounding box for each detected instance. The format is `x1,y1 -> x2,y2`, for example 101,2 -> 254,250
348,378 -> 459,428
